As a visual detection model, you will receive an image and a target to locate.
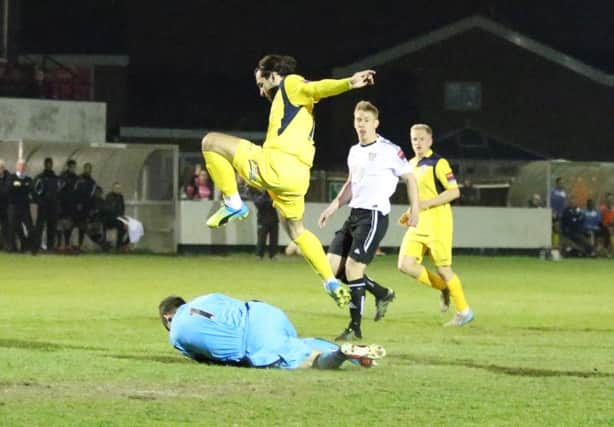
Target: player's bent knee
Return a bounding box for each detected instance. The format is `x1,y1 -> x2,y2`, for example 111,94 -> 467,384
397,263 -> 408,275
201,132 -> 216,152
398,258 -> 418,277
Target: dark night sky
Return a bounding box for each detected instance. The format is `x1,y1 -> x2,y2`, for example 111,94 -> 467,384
18,0 -> 614,129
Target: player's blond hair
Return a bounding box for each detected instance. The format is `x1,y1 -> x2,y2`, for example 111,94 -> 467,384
354,100 -> 379,119
410,123 -> 433,135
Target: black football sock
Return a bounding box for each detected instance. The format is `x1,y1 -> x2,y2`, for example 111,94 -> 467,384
348,278 -> 365,334
364,275 -> 389,299
312,350 -> 346,369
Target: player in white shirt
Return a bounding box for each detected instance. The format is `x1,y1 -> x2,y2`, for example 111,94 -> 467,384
318,101 -> 419,340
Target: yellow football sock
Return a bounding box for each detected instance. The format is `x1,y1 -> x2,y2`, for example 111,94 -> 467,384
427,270 -> 447,291
294,230 -> 335,282
446,274 -> 469,312
203,151 -> 238,197
416,267 -> 446,290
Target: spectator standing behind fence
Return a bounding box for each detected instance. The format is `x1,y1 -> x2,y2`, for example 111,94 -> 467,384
58,160 -> 78,251
458,178 -> 479,206
33,157 -> 59,251
550,177 -> 568,247
250,188 -> 279,260
236,175 -> 251,201
599,193 -> 614,256
0,159 -> 10,250
560,200 -> 593,257
184,163 -> 202,200
195,170 -> 212,200
528,193 -> 544,208
582,199 -> 601,253
104,182 -> 128,249
73,163 -> 97,251
7,159 -> 36,254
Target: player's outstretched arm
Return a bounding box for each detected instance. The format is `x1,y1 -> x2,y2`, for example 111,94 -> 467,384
348,70 -> 376,89
294,70 -> 375,103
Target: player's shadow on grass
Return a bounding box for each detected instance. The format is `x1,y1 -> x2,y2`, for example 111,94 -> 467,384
398,354 -> 613,379
0,338 -> 107,352
106,354 -> 192,364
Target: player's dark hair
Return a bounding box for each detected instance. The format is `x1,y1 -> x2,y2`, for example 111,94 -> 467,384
159,296 -> 186,316
66,159 -> 76,167
255,54 -> 297,78
159,295 -> 186,331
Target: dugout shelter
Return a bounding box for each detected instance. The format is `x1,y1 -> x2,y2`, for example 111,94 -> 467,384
0,139 -> 178,253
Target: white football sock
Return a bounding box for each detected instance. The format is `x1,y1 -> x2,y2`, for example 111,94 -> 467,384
223,194 -> 243,210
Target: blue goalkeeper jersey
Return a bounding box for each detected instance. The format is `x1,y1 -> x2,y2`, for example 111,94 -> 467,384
169,293 -> 249,364
169,293 -> 333,368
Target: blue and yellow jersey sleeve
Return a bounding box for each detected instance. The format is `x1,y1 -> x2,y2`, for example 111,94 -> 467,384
434,158 -> 458,191
263,74 -> 352,167
411,151 -> 458,200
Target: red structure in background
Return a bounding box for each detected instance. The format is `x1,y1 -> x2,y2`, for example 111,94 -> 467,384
0,62 -> 92,101
46,66 -> 92,100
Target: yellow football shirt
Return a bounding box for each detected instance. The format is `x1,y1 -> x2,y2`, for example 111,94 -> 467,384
407,149 -> 458,242
263,74 -> 351,167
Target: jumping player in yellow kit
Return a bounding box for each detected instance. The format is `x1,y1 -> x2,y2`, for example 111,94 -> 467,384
398,124 -> 474,326
200,54 -> 376,309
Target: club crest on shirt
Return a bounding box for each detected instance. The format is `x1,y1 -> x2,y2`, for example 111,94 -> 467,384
368,152 -> 377,161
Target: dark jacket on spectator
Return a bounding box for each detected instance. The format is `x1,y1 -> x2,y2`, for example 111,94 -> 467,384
73,174 -> 97,218
251,189 -> 278,226
0,169 -> 10,208
8,173 -> 33,208
33,169 -> 60,204
59,170 -> 78,218
561,206 -> 585,236
90,193 -> 107,222
104,192 -> 125,220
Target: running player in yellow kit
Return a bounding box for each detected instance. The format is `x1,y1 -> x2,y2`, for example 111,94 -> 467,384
398,124 -> 474,326
201,54 -> 375,308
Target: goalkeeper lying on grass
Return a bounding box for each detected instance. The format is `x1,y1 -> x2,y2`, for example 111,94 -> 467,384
159,293 -> 385,369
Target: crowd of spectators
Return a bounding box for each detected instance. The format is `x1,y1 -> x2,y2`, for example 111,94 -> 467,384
548,177 -> 614,258
0,157 -> 130,254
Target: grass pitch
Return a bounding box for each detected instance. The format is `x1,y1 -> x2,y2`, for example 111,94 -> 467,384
1,252 -> 613,426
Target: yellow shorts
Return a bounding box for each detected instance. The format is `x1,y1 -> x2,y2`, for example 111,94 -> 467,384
233,140 -> 310,220
399,230 -> 452,266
